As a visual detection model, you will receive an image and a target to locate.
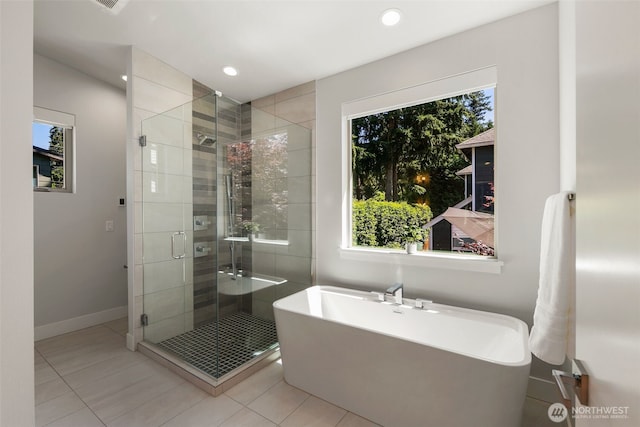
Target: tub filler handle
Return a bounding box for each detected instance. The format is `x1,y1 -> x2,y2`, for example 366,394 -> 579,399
414,298 -> 433,309
370,291 -> 385,302
552,359 -> 589,408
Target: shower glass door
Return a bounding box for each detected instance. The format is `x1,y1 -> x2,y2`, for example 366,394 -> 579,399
140,100 -> 200,356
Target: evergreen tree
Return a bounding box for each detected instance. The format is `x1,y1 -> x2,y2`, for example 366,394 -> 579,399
49,126 -> 64,188
351,90 -> 493,217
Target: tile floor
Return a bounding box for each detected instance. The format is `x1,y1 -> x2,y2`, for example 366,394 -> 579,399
35,318 -> 558,427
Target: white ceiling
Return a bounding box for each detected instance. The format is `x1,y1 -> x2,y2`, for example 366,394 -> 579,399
34,0 -> 552,102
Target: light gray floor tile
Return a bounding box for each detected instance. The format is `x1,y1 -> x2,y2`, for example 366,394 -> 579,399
35,376 -> 72,405
281,395 -> 347,427
336,412 -> 381,427
43,338 -> 129,377
35,391 -> 86,427
107,382 -> 208,427
35,358 -> 61,386
247,380 -> 309,424
225,360 -> 284,405
63,348 -> 147,389
162,394 -> 243,427
86,367 -> 185,424
45,407 -> 105,427
74,361 -> 160,405
219,408 -> 276,427
103,317 -> 128,337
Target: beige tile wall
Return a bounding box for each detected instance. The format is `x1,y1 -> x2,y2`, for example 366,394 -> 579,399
127,47 -> 194,348
250,81 -> 316,320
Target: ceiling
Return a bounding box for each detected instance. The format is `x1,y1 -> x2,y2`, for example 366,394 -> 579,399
34,0 -> 552,102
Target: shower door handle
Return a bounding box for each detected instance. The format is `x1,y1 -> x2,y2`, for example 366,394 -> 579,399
171,231 -> 186,259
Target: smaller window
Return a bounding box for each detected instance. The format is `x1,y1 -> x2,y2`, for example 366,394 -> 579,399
33,107 -> 75,192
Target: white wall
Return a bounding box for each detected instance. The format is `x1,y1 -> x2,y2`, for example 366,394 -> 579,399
33,54 -> 127,338
0,0 -> 35,424
317,5 -> 559,381
575,1 -> 640,425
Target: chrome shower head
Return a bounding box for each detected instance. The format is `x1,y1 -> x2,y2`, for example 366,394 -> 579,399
196,132 -> 216,146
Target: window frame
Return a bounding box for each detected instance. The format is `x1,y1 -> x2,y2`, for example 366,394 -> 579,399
33,106 -> 76,193
340,67 -> 503,273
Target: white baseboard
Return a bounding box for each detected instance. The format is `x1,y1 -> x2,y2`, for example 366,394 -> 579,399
35,306 -> 127,341
527,375 -> 558,403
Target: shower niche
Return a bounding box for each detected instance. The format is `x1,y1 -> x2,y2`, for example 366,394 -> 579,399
138,87 -> 312,388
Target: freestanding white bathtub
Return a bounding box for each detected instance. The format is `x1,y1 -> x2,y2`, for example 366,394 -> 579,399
273,285 -> 531,427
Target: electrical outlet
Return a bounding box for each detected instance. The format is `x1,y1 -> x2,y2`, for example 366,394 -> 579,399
106,220 -> 114,232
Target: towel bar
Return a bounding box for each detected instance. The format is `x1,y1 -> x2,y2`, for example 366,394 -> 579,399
552,359 -> 589,408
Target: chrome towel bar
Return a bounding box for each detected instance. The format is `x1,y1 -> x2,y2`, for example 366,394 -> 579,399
552,359 -> 589,408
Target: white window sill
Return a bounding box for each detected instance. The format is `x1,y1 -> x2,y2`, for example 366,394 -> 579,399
339,246 -> 503,274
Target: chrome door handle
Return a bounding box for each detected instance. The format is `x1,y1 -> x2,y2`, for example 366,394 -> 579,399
171,231 -> 186,259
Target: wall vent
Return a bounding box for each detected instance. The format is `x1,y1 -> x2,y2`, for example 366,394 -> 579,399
91,0 -> 130,15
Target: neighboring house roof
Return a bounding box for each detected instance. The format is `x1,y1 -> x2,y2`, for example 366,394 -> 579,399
455,165 -> 473,176
33,146 -> 63,162
456,127 -> 495,150
424,196 -> 472,228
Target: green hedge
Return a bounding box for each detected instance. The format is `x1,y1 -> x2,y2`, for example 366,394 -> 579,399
353,193 -> 433,249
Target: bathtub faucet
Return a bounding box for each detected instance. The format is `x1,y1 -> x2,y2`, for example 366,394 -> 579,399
385,283 -> 403,305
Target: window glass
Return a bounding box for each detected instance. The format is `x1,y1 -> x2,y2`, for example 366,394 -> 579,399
33,107 -> 74,192
350,88 -> 495,257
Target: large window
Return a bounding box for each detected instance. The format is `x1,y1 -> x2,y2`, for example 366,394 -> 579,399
345,68 -> 496,258
33,107 -> 75,192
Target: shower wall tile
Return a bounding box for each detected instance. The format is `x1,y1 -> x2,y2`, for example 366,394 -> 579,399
287,148 -> 312,178
252,94 -> 275,112
143,314 -> 186,344
143,142 -> 184,176
142,232 -> 174,263
143,259 -> 185,294
275,255 -> 312,285
143,203 -> 183,232
251,252 -> 277,277
143,113 -> 185,148
144,287 -> 185,324
132,76 -> 192,117
274,92 -> 315,125
287,176 -> 312,204
275,230 -> 311,259
287,204 -> 312,231
274,81 -> 316,103
251,108 -> 278,134
142,172 -> 185,204
132,48 -> 192,97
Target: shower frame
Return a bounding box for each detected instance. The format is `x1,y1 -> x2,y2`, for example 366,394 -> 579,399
135,90 -> 312,394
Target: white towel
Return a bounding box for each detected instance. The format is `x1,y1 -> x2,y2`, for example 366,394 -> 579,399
529,192 -> 573,365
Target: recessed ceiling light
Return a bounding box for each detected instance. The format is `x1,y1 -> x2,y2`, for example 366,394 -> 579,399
381,8 -> 402,26
121,74 -> 127,82
223,66 -> 238,77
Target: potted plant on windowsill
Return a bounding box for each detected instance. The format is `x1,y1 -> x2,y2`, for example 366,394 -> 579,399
403,225 -> 426,254
242,221 -> 260,241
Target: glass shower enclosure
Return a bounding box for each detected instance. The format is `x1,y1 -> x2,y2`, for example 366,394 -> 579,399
139,92 -> 312,383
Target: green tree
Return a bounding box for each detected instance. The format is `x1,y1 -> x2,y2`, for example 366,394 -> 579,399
352,90 -> 493,217
49,127 -> 64,188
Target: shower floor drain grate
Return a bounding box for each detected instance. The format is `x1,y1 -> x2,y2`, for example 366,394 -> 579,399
157,312 -> 278,379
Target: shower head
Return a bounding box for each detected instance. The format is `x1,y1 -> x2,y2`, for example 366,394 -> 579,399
196,132 -> 216,146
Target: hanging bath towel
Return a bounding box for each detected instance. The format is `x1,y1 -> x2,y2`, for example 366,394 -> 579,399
529,191 -> 573,365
